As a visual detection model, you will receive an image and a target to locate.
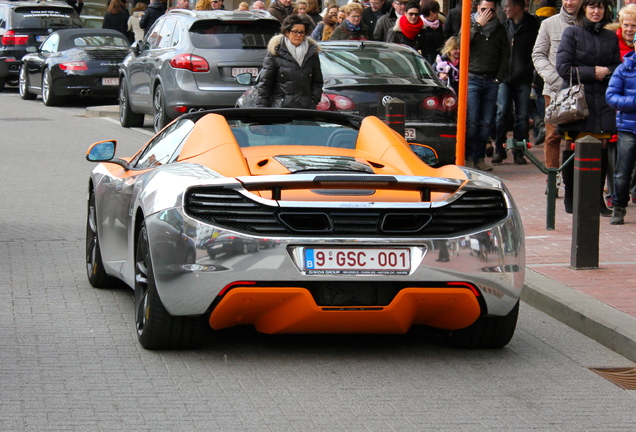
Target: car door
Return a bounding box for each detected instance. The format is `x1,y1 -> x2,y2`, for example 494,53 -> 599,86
29,32 -> 59,91
128,19 -> 164,111
96,118 -> 196,270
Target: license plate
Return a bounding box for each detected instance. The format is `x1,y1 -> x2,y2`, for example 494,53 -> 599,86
304,248 -> 411,275
36,35 -> 47,42
102,77 -> 119,86
405,128 -> 416,140
232,67 -> 258,77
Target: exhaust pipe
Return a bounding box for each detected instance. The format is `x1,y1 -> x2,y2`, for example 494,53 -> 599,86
80,89 -> 93,96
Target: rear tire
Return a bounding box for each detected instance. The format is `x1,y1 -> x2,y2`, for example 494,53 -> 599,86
135,223 -> 206,350
153,84 -> 169,133
42,69 -> 61,106
445,301 -> 519,349
19,66 -> 36,100
119,76 -> 144,128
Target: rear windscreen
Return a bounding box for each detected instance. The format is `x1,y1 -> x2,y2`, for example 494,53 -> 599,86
189,20 -> 279,49
13,7 -> 83,29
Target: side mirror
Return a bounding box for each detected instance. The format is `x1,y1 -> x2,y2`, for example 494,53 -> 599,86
409,143 -> 439,166
235,72 -> 255,86
132,41 -> 144,56
86,140 -> 133,170
26,46 -> 37,53
87,140 -> 116,161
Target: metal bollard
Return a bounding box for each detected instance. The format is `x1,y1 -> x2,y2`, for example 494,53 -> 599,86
385,97 -> 405,137
506,138 -> 574,230
571,135 -> 602,269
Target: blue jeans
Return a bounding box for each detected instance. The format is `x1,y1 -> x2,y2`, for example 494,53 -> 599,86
466,74 -> 499,161
495,82 -> 531,156
612,131 -> 636,208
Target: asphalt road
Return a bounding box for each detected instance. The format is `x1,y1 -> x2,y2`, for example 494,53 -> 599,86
1,90 -> 635,431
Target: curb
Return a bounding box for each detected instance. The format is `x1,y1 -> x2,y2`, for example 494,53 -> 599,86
85,105 -> 119,119
522,269 -> 636,363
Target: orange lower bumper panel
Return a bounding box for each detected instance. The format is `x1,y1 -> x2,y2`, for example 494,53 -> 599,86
208,287 -> 482,334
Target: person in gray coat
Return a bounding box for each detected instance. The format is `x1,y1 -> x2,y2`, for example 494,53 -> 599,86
256,14 -> 323,109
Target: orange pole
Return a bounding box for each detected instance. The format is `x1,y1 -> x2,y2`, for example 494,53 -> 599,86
455,0 -> 473,166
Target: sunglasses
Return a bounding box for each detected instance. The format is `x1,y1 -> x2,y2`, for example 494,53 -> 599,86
480,7 -> 495,12
406,12 -> 419,16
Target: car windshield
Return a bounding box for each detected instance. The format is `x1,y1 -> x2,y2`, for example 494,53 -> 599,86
62,35 -> 129,49
13,7 -> 82,29
227,119 -> 359,149
189,20 -> 279,49
319,48 -> 435,79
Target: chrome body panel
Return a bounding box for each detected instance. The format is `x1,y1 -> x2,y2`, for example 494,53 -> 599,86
90,162 -> 525,318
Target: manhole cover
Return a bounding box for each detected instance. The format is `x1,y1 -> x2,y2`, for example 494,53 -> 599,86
589,367 -> 636,390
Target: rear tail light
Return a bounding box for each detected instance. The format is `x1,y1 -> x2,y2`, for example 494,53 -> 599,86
59,61 -> 88,71
420,95 -> 457,112
169,54 -> 209,72
316,93 -> 356,111
1,30 -> 28,45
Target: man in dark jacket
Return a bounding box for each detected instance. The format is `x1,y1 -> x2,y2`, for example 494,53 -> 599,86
373,0 -> 407,41
492,0 -> 539,165
267,0 -> 294,24
363,0 -> 392,39
140,0 -> 166,34
465,0 -> 509,171
443,0 -> 462,39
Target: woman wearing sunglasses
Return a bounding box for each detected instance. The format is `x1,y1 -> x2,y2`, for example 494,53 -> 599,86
256,14 -> 323,109
387,1 -> 425,53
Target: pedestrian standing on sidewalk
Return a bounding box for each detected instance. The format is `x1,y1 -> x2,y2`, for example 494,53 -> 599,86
464,0 -> 509,171
492,0 -> 539,166
555,0 -> 620,216
605,35 -> 636,224
532,0 -> 581,200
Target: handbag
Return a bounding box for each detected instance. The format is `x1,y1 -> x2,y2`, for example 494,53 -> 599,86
545,67 -> 589,125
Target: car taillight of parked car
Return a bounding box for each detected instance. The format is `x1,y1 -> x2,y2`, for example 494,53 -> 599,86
316,93 -> 356,111
420,95 -> 457,112
169,54 -> 210,72
59,61 -> 88,71
1,30 -> 28,45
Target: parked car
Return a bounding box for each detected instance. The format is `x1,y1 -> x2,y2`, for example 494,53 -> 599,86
19,29 -> 131,105
237,40 -> 458,165
118,9 -> 280,133
85,107 -> 524,350
0,0 -> 83,91
80,1 -> 107,29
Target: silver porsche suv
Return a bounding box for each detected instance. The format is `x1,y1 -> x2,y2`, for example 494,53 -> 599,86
118,9 -> 280,132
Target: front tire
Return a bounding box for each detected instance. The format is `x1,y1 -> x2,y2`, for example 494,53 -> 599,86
86,191 -> 115,288
445,301 -> 519,349
42,69 -> 61,106
119,76 -> 144,128
135,223 -> 206,350
19,66 -> 36,100
152,84 -> 169,133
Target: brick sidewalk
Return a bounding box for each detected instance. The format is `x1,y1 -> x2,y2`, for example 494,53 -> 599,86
490,144 -> 636,319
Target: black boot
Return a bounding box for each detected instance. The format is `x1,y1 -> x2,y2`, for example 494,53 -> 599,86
562,149 -> 574,214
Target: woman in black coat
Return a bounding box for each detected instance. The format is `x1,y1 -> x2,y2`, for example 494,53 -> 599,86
420,0 -> 445,65
256,14 -> 323,109
555,0 -> 621,214
102,0 -> 132,42
387,1 -> 425,53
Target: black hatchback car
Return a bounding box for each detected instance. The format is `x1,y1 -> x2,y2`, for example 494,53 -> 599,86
237,41 -> 458,166
0,0 -> 82,91
119,9 -> 280,133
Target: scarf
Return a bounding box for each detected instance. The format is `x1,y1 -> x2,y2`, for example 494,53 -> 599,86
582,17 -> 603,35
399,14 -> 423,40
471,12 -> 498,37
423,17 -> 439,29
345,19 -> 361,32
284,37 -> 309,66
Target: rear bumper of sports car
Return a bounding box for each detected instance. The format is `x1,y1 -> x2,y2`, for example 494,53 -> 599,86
144,206 -> 524,333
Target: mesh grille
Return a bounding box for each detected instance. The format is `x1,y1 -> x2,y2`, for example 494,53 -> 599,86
185,187 -> 508,237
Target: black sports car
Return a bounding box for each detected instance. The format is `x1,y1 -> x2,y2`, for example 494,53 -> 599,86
237,41 -> 458,166
19,28 -> 131,106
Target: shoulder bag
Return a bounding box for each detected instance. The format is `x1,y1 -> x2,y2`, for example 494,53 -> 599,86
545,67 -> 589,125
